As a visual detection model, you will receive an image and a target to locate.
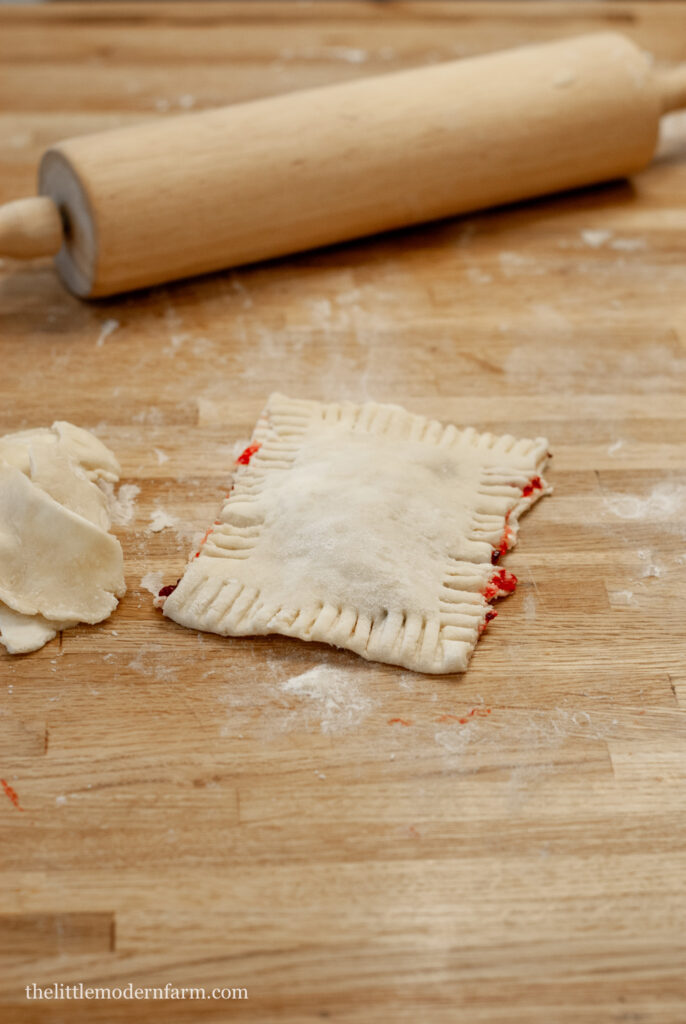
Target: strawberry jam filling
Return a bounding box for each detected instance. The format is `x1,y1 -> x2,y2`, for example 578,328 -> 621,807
479,609 -> 498,634
158,579 -> 180,599
236,442 -> 261,465
159,444 -> 262,598
194,444 -> 262,558
494,510 -> 514,561
483,568 -> 518,602
522,475 -> 543,498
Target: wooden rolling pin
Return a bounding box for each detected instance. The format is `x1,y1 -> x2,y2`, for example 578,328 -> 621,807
1,31 -> 686,298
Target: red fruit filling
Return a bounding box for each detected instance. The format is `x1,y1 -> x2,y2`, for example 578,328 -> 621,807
522,476 -> 543,498
483,568 -> 518,602
479,609 -> 498,634
236,442 -> 261,465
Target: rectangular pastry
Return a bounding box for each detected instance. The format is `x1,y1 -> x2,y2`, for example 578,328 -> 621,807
158,394 -> 550,674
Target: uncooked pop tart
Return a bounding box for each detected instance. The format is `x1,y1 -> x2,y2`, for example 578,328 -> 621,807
156,394 -> 551,674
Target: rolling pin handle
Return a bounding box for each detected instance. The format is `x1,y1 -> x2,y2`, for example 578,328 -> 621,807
655,65 -> 686,114
0,196 -> 64,259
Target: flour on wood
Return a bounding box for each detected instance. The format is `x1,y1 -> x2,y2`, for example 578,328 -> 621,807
280,665 -> 376,734
147,508 -> 177,533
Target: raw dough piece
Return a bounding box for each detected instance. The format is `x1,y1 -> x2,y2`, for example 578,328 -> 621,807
159,394 -> 550,674
0,422 -> 126,654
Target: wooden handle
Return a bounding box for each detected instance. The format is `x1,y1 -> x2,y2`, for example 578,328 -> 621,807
655,65 -> 686,113
0,197 -> 63,259
2,32 -> 686,296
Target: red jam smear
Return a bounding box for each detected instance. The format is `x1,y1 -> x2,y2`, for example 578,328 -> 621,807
522,476 -> 543,498
493,568 -> 518,593
479,609 -> 498,634
191,444 -> 262,563
236,442 -> 261,466
494,510 -> 514,561
1,778 -> 23,811
483,568 -> 518,602
460,706 -> 491,724
158,579 -> 180,599
193,524 -> 214,559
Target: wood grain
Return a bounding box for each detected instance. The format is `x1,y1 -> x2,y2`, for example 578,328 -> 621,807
1,3 -> 685,1022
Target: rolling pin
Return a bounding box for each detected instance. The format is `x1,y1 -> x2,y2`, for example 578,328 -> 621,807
1,31 -> 686,298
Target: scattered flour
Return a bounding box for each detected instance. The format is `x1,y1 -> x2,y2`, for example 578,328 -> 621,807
141,571 -> 164,596
580,229 -> 612,248
279,665 -> 375,734
148,508 -> 177,533
637,549 -> 662,579
95,318 -> 120,348
607,439 -> 624,456
326,46 -> 368,64
601,482 -> 686,521
167,333 -> 189,354
579,231 -> 645,253
503,341 -> 686,394
434,705 -> 615,762
466,266 -> 493,285
8,132 -> 32,148
498,250 -> 531,272
279,45 -> 368,64
531,303 -> 572,336
132,407 -> 165,426
434,719 -> 478,754
127,644 -> 179,682
152,91 -> 196,111
153,447 -> 169,465
99,481 -> 140,525
609,237 -> 646,252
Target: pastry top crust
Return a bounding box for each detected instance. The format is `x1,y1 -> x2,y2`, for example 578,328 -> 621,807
162,394 -> 550,674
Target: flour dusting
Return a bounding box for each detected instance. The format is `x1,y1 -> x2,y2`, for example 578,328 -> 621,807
580,229 -> 612,248
95,318 -> 120,348
278,45 -> 369,64
601,482 -> 686,521
610,237 -> 646,252
141,571 -> 164,596
523,591 -> 537,622
637,549 -> 662,579
128,644 -> 178,682
433,705 -> 621,766
148,508 -> 177,533
99,481 -> 140,525
280,665 -> 375,734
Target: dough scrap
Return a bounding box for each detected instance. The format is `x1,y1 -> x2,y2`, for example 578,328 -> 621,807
0,422 -> 126,655
159,394 -> 551,674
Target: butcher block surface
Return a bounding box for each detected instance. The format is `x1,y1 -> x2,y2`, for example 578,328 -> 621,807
1,3 -> 685,1022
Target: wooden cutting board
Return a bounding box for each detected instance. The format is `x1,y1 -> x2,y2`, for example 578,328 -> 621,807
1,4 -> 685,1022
